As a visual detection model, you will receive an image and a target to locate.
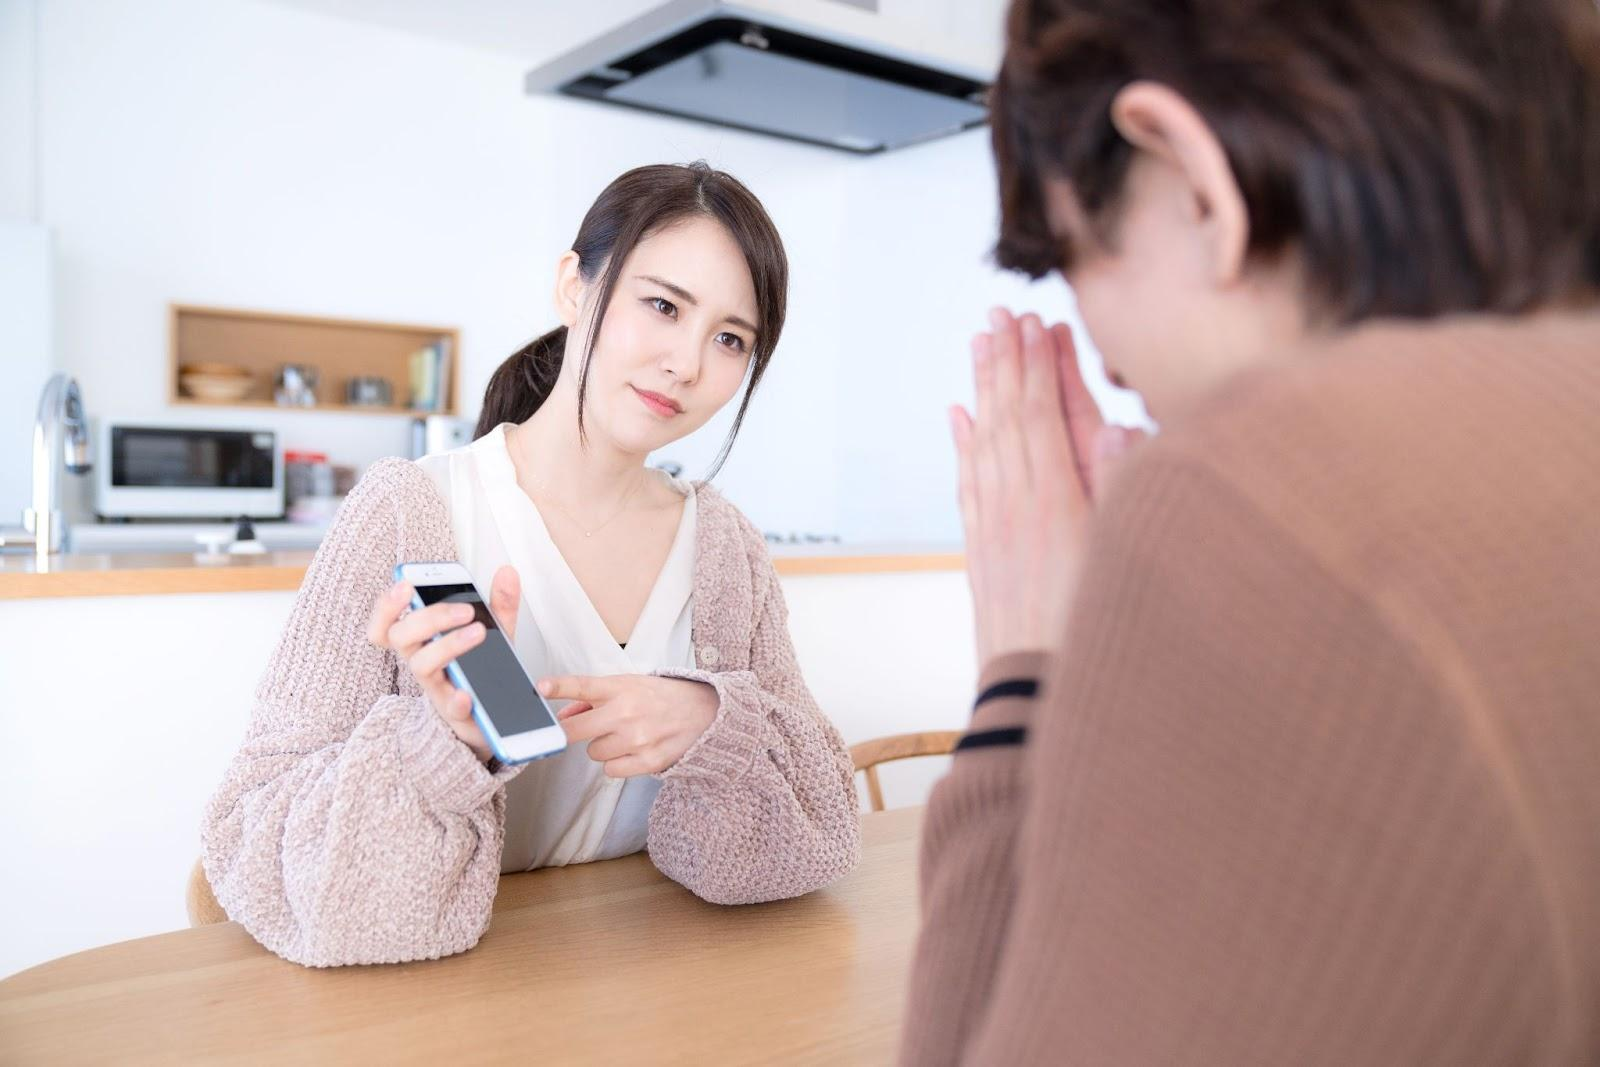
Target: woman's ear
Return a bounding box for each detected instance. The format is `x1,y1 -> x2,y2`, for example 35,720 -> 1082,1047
1109,81 -> 1250,285
552,250 -> 584,329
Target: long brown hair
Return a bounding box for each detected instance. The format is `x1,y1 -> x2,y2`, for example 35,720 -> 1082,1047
475,162 -> 789,477
990,0 -> 1600,324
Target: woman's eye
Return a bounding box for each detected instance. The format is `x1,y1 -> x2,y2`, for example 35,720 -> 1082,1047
649,297 -> 678,318
716,332 -> 747,353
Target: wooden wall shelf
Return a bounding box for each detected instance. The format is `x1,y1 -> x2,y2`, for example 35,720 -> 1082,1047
169,304 -> 460,415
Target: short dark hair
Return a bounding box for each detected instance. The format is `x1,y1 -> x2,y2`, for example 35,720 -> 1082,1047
476,161 -> 788,476
991,0 -> 1600,324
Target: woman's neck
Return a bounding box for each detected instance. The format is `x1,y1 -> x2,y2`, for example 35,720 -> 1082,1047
509,384 -> 647,515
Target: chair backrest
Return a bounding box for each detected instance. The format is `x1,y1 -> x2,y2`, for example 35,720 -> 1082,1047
186,858 -> 228,927
848,730 -> 963,812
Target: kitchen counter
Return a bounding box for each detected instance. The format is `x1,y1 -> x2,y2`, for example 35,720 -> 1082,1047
0,545 -> 965,599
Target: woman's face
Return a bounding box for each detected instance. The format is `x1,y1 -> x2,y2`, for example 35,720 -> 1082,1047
558,215 -> 760,457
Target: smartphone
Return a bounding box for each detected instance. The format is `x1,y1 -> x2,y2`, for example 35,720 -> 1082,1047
393,561 -> 566,765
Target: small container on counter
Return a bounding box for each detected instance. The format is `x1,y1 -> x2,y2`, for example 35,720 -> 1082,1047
284,450 -> 342,524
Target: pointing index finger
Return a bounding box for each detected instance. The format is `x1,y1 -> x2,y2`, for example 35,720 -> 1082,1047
538,674 -> 621,705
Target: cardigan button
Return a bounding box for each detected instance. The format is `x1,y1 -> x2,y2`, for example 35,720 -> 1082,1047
698,645 -> 720,667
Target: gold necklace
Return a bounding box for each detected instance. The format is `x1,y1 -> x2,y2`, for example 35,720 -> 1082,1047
535,471 -> 646,538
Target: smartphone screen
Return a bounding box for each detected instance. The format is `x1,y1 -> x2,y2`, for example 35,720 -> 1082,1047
415,583 -> 557,736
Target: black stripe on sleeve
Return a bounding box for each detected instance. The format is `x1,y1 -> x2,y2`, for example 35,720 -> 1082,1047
973,677 -> 1039,711
955,727 -> 1028,752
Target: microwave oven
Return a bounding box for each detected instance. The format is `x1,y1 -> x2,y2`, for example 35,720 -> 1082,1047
96,423 -> 284,520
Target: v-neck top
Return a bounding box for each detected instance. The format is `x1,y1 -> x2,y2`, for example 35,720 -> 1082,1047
415,423 -> 697,871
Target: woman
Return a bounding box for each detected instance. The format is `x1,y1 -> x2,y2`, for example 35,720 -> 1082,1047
202,163 -> 861,967
908,0 -> 1600,1063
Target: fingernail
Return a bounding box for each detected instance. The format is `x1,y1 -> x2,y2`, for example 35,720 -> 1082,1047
537,680 -> 552,696
988,307 -> 1011,329
455,604 -> 474,620
1022,316 -> 1043,342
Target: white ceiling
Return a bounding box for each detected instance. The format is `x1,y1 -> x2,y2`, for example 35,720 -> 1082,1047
261,0 -> 1003,68
263,0 -> 669,65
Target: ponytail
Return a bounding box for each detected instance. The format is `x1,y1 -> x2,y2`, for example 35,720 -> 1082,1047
473,326 -> 566,440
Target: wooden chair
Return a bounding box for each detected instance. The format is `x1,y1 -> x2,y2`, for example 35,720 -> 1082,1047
849,730 -> 962,812
186,858 -> 228,927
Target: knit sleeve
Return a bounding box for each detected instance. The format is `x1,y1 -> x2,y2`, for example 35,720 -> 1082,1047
898,650 -> 1045,1061
902,452 -> 1556,1065
200,458 -> 519,967
647,524 -> 862,905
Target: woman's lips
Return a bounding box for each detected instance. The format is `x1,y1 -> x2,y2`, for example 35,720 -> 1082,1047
632,385 -> 682,417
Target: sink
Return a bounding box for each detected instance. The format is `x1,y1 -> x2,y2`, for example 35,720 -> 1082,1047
0,525 -> 37,553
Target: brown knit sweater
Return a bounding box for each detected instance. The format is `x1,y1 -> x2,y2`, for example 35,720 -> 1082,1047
201,461 -> 860,967
904,312 -> 1600,1065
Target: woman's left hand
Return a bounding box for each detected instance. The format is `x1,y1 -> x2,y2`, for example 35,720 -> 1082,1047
538,674 -> 720,777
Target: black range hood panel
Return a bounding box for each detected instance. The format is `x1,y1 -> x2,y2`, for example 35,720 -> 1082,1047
526,7 -> 990,154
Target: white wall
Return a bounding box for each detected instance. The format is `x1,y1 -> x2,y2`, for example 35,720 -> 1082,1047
0,569 -> 975,978
0,0 -> 36,220
22,0 -> 1142,543
0,221 -> 53,523
29,0 -> 842,535
828,136 -> 1153,541
0,2 -> 53,527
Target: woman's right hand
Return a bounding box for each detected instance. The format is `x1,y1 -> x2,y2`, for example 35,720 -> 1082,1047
367,565 -> 523,763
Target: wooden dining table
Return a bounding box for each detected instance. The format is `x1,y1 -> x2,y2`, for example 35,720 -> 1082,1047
0,807 -> 923,1065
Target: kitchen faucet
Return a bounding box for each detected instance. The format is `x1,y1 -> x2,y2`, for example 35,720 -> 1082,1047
15,373 -> 91,559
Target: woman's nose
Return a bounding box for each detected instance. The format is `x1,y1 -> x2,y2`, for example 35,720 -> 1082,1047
662,340 -> 701,385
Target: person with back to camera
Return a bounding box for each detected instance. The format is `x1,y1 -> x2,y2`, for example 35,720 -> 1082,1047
906,0 -> 1600,1062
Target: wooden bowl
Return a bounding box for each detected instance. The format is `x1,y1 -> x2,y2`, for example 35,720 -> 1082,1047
180,372 -> 255,402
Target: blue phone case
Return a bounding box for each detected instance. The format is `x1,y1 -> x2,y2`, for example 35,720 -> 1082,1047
394,562 -> 563,766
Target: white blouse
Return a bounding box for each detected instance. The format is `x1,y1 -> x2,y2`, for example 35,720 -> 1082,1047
415,423 -> 698,871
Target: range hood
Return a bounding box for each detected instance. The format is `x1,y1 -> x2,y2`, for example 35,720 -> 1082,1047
524,0 -> 993,154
